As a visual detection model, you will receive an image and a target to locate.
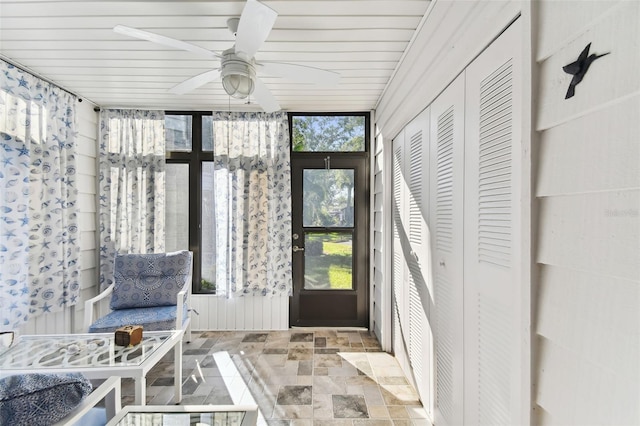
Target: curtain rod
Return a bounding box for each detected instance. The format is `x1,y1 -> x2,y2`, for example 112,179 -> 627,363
0,54 -> 94,105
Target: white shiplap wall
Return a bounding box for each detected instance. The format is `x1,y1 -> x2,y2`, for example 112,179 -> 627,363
17,99 -> 99,335
74,102 -> 100,333
190,295 -> 289,330
533,1 -> 640,424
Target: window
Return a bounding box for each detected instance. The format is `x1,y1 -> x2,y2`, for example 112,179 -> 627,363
165,163 -> 190,252
165,115 -> 193,151
169,112 -> 366,295
292,114 -> 366,152
164,112 -> 215,293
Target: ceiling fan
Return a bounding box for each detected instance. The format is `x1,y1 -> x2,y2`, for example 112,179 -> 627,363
113,0 -> 340,112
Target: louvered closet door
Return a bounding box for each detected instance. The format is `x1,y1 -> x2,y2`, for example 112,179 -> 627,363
463,18 -> 523,425
429,73 -> 465,426
404,108 -> 433,415
391,132 -> 408,352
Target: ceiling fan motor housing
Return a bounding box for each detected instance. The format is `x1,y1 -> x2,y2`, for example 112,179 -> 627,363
221,48 -> 256,99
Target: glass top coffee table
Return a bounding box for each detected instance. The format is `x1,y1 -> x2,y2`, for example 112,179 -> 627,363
0,330 -> 184,405
106,404 -> 259,426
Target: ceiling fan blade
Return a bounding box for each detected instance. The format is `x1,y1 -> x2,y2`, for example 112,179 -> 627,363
169,69 -> 221,94
252,78 -> 280,113
235,0 -> 278,58
258,62 -> 340,85
114,25 -> 221,59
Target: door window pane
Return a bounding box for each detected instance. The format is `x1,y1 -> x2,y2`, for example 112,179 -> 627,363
304,233 -> 353,290
201,162 -> 216,292
165,163 -> 189,251
165,115 -> 192,151
292,115 -> 365,152
303,169 -> 354,227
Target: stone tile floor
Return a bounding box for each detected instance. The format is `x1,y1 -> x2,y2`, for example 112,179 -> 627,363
121,329 -> 430,425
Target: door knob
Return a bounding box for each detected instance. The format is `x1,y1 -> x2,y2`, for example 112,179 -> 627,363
292,245 -> 305,252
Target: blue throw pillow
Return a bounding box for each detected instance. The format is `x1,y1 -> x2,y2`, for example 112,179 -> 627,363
0,373 -> 92,426
110,250 -> 192,310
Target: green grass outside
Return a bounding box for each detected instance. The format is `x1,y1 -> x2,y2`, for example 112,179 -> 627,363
328,264 -> 352,289
304,239 -> 352,290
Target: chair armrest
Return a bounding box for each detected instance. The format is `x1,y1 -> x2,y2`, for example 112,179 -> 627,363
176,281 -> 191,331
84,284 -> 114,330
54,376 -> 122,425
177,287 -> 189,306
175,254 -> 193,331
176,288 -> 186,331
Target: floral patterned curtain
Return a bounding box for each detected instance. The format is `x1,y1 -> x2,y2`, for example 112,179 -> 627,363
98,109 -> 165,291
0,60 -> 80,330
211,111 -> 292,297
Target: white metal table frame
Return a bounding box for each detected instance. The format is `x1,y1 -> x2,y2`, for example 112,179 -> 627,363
0,330 -> 184,406
106,404 -> 259,426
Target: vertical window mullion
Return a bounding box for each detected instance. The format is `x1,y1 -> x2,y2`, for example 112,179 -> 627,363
191,113 -> 202,293
166,112 -> 209,294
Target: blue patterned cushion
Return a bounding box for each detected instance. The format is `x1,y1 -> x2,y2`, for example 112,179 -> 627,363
110,251 -> 191,310
88,303 -> 188,333
0,373 -> 92,426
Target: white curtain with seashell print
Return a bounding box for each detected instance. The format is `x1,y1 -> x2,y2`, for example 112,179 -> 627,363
0,59 -> 80,330
211,111 -> 292,297
97,109 -> 166,291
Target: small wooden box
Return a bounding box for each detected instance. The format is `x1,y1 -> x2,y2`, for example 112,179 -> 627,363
114,325 -> 143,346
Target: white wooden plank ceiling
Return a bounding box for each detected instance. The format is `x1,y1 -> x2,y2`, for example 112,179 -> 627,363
0,0 -> 431,112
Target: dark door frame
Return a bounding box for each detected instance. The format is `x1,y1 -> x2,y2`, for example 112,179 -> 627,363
288,112 -> 370,327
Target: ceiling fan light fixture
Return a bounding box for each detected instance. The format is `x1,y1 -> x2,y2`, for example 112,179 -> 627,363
221,50 -> 256,99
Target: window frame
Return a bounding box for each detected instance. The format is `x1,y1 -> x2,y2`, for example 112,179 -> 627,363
288,111 -> 371,326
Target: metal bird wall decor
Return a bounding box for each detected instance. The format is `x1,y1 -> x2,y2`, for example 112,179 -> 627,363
562,43 -> 609,99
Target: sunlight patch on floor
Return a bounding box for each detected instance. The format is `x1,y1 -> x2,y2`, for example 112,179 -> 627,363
213,351 -> 268,426
339,351 -> 424,405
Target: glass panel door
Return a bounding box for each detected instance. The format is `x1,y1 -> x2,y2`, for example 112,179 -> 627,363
290,156 -> 369,327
